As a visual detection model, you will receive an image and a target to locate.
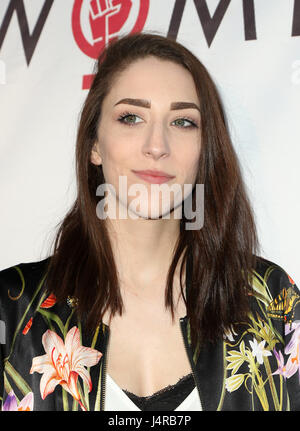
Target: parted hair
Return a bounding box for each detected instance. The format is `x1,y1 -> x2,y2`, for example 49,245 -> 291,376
45,31 -> 259,349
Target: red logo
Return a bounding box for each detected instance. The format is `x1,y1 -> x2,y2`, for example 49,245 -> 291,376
72,0 -> 149,89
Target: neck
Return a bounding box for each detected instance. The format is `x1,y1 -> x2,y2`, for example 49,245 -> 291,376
105,216 -> 184,296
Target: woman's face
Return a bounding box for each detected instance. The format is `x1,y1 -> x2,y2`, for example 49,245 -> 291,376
91,56 -> 201,220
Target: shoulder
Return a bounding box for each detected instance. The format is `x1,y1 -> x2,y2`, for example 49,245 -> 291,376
252,255 -> 299,299
0,257 -> 51,332
0,257 -> 51,280
250,255 -> 300,331
0,257 -> 51,300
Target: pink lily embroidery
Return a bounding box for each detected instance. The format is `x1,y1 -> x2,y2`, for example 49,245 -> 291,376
2,390 -> 34,411
285,321 -> 300,382
272,348 -> 297,379
30,326 -> 102,409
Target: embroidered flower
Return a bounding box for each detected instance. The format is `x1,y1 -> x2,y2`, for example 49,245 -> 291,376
249,338 -> 272,364
258,323 -> 277,349
30,326 -> 102,405
224,325 -> 238,342
272,348 -> 296,379
284,321 -> 300,382
2,390 -> 33,411
225,374 -> 245,392
22,317 -> 33,335
40,293 -> 57,308
226,340 -> 247,375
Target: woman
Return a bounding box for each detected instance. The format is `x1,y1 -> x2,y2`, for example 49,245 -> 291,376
0,32 -> 299,411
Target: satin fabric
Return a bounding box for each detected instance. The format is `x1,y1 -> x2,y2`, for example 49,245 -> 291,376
1,254 -> 300,411
104,373 -> 202,411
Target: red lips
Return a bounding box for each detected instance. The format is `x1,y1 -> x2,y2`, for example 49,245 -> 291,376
132,169 -> 175,184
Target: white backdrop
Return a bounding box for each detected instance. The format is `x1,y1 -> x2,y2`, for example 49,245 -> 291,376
0,0 -> 299,284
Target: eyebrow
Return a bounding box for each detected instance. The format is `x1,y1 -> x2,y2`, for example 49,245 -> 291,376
114,98 -> 200,113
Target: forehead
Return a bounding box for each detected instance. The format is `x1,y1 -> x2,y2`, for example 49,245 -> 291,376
105,56 -> 199,103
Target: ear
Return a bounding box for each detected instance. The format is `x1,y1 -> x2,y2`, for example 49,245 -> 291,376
90,141 -> 102,166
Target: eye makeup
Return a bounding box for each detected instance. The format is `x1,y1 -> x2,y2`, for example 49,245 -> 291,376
117,111 -> 199,129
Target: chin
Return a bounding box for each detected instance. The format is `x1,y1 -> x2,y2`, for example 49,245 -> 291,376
128,205 -> 178,221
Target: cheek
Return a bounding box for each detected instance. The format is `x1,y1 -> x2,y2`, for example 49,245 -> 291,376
100,143 -> 133,184
101,135 -> 129,166
178,152 -> 200,183
190,146 -> 201,177
191,156 -> 200,179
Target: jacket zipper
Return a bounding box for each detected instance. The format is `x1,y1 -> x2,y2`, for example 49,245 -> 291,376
179,317 -> 204,411
100,326 -> 110,411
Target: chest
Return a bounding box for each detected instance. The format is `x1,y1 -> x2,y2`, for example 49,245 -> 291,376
102,289 -> 193,398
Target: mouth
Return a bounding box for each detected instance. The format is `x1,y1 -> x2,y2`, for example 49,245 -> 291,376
132,170 -> 175,184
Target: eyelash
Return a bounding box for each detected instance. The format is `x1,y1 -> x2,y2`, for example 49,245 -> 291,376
117,111 -> 198,129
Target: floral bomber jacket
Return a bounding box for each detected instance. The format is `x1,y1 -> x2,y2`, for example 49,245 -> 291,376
0,254 -> 300,411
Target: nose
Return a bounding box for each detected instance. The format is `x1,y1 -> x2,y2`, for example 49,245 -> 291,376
142,122 -> 170,160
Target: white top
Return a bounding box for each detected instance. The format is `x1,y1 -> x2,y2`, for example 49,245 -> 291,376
104,373 -> 202,411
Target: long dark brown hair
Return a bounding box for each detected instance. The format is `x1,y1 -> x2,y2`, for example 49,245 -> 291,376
45,31 -> 259,349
